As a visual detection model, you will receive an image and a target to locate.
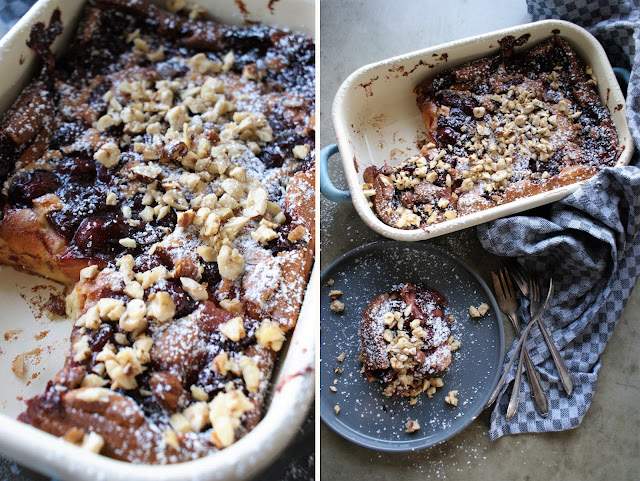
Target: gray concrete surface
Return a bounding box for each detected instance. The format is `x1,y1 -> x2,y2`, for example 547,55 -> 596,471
319,1 -> 640,479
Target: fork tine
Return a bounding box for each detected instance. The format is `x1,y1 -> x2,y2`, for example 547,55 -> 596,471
498,269 -> 510,299
491,272 -> 504,300
504,268 -> 516,299
530,271 -> 540,301
508,262 -> 527,293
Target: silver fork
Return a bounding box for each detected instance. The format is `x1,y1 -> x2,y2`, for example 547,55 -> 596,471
486,278 -> 554,410
492,269 -> 549,419
526,271 -> 574,397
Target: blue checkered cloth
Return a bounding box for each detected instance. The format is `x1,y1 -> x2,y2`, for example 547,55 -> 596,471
477,0 -> 640,440
0,0 -> 35,38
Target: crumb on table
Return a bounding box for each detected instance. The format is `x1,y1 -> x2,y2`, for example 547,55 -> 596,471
11,354 -> 26,378
336,352 -> 346,362
334,405 -> 340,414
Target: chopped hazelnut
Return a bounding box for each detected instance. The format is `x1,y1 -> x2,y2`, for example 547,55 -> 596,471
81,432 -> 105,454
255,320 -> 286,352
239,355 -> 261,393
94,142 -> 121,168
184,402 -> 211,431
190,386 -> 209,402
169,413 -> 193,433
330,299 -> 345,312
180,277 -> 209,301
405,419 -> 421,433
219,299 -> 244,315
445,390 -> 459,406
146,292 -> 176,322
80,265 -> 99,280
119,299 -> 147,332
217,244 -> 244,280
219,316 -> 246,342
287,225 -> 307,243
469,302 -> 490,318
292,144 -> 311,159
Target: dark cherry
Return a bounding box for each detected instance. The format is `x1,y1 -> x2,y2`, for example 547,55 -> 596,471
89,324 -> 114,355
258,128 -> 309,169
72,216 -> 130,255
49,122 -> 85,150
133,254 -> 164,273
47,209 -> 82,241
197,364 -> 231,397
438,109 -> 467,131
432,71 -> 457,91
268,220 -> 304,254
155,58 -> 189,79
470,83 -> 492,95
258,144 -> 285,169
438,91 -> 463,109
152,208 -> 177,230
7,170 -> 59,207
96,163 -> 117,183
433,127 -> 459,147
57,157 -> 97,181
503,77 -> 525,88
200,262 -> 222,287
461,97 -> 478,116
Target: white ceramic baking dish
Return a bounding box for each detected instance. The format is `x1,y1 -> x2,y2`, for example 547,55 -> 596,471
0,1 -> 316,480
321,19 -> 634,241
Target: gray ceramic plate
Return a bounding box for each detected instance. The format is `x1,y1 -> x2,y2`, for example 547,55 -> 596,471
320,241 -> 504,452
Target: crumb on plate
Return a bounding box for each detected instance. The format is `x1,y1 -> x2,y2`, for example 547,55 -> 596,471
469,302 -> 490,318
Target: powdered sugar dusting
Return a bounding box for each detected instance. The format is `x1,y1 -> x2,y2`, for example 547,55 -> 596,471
321,242 -> 504,449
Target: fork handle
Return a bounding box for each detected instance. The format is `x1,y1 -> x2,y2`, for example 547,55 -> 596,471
522,348 -> 549,417
537,319 -> 574,396
507,314 -> 548,418
506,346 -> 525,419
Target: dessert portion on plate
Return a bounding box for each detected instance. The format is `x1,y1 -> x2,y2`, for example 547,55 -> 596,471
363,34 -> 621,229
360,283 -> 453,398
0,0 -> 314,464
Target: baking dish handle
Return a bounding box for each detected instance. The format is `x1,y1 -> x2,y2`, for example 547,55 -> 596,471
613,67 -> 630,95
320,143 -> 352,203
